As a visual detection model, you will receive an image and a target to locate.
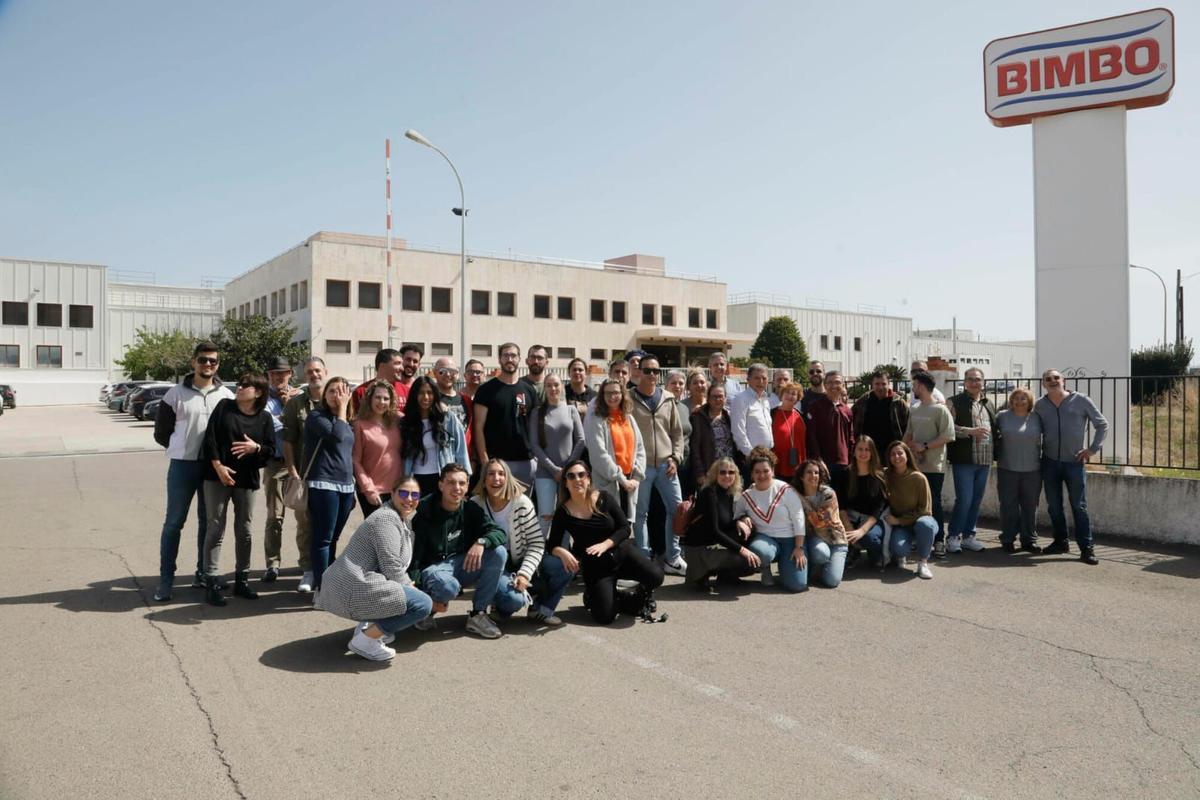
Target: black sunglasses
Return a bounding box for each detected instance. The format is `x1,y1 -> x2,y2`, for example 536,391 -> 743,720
564,471 -> 589,480
196,356 -> 219,365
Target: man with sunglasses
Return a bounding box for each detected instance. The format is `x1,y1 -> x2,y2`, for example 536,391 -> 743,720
629,354 -> 687,575
151,341 -> 235,601
1034,369 -> 1108,565
800,361 -> 826,417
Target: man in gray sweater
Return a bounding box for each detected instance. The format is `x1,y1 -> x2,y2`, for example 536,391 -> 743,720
1034,369 -> 1109,565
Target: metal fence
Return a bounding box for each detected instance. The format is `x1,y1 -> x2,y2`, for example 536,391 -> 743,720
948,374 -> 1199,472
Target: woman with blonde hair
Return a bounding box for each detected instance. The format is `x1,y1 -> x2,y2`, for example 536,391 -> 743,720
681,457 -> 759,594
995,386 -> 1043,553
352,380 -> 402,517
583,378 -> 646,523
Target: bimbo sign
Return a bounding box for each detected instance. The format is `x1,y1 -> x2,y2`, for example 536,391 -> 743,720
984,8 -> 1174,127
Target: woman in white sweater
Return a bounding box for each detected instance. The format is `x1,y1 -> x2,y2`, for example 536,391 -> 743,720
737,447 -> 808,592
583,379 -> 647,524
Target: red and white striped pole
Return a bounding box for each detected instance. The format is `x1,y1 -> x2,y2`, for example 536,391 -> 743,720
385,138 -> 394,348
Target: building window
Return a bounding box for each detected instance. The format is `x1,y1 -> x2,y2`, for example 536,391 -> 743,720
358,340 -> 383,354
359,282 -> 381,309
557,297 -> 574,320
0,345 -> 18,366
67,304 -> 94,328
299,281 -> 308,309
820,335 -> 829,350
853,337 -> 862,352
834,335 -> 843,351
2,302 -> 27,326
497,292 -> 515,317
611,301 -> 627,324
37,303 -> 62,327
688,307 -> 701,328
533,295 -> 551,319
290,284 -> 299,311
661,306 -> 675,327
706,309 -> 718,329
36,345 -> 62,368
642,304 -> 656,325
270,293 -> 278,317
590,299 -> 606,322
430,287 -> 451,313
401,285 -> 423,311
612,349 -> 626,361
326,339 -> 352,354
557,347 -> 576,359
431,342 -> 453,356
326,280 -> 350,308
472,290 -> 490,315
590,348 -> 607,360
471,344 -> 492,357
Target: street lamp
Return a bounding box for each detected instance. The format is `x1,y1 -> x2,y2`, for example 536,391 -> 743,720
1130,263 -> 1168,346
405,128 -> 467,364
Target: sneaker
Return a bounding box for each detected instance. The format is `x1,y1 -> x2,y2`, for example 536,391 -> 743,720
527,606 -> 564,627
262,567 -> 279,583
946,535 -> 963,554
1020,542 -> 1043,554
414,615 -> 437,632
153,580 -> 172,602
1080,547 -> 1099,566
297,571 -> 314,593
192,570 -> 206,588
1000,541 -> 1018,553
661,557 -> 687,577
760,565 -> 776,587
465,611 -> 502,639
895,555 -> 908,570
359,621 -> 394,644
347,627 -> 396,661
1042,539 -> 1071,555
917,561 -> 933,580
961,535 -> 985,552
933,540 -> 947,560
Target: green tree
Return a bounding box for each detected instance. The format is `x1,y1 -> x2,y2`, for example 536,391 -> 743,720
1130,340 -> 1194,403
212,315 -> 309,382
114,328 -> 198,380
749,316 -> 809,371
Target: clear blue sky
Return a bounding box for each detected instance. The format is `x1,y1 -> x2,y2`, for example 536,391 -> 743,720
1,1 -> 1196,351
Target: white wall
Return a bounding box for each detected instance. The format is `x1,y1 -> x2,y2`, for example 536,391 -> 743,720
107,282 -> 224,379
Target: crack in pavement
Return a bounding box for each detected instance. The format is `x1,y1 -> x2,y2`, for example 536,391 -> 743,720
1087,656 -> 1200,772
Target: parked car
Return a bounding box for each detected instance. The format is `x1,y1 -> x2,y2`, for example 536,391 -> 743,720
109,381 -> 160,412
130,384 -> 173,420
0,384 -> 15,409
143,398 -> 162,422
99,384 -> 113,403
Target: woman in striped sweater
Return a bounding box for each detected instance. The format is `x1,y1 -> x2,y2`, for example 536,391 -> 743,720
471,459 -> 569,626
738,447 -> 808,592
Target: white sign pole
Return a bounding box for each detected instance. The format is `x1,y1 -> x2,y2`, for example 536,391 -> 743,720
1032,105 -> 1130,462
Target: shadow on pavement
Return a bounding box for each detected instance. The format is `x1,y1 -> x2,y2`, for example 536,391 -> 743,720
145,588 -> 315,625
0,577 -> 151,614
259,629 -> 398,674
1141,557 -> 1200,579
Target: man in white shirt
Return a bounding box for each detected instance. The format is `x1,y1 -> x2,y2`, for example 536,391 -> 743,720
708,351 -> 742,398
910,360 -> 946,407
730,363 -> 774,474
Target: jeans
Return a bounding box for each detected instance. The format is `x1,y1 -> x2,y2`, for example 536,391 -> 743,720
858,521 -> 888,567
307,488 -> 355,589
530,553 -> 575,613
806,538 -> 848,588
371,585 -> 434,635
581,541 -> 665,625
924,471 -> 946,543
535,477 -> 560,537
503,458 -> 537,492
202,481 -> 256,577
747,534 -> 808,592
634,463 -> 682,562
262,459 -> 288,568
159,459 -> 209,582
997,468 -> 1041,545
1041,458 -> 1091,548
950,463 -> 991,539
420,547 -> 508,613
890,517 -> 937,561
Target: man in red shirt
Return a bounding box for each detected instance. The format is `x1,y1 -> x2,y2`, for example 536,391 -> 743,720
805,370 -> 855,487
350,348 -> 405,416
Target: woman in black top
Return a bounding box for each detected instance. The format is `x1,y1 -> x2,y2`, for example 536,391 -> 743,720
201,373 -> 276,605
681,457 -> 760,594
836,435 -> 889,569
547,459 -> 664,625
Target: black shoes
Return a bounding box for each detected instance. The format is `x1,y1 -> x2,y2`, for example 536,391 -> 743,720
1080,547 -> 1099,566
1020,542 -> 1043,554
233,576 -> 259,599
1001,541 -> 1018,553
1042,539 -> 1071,555
205,578 -> 227,607
262,567 -> 279,583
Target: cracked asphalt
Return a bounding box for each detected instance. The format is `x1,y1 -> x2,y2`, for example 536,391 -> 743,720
1,449 -> 1198,799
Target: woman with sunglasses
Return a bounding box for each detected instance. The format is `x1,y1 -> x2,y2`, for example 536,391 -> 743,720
315,476 -> 433,661
529,373 -> 585,535
739,447 -> 808,592
401,375 -> 470,498
795,459 -> 849,588
304,376 -> 357,591
883,441 -> 938,580
583,378 -> 646,523
200,373 -> 276,606
682,458 -> 759,593
352,380 -> 402,518
547,459 -> 664,624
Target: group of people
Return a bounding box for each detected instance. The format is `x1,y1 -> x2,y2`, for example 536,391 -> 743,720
149,340 -> 1108,661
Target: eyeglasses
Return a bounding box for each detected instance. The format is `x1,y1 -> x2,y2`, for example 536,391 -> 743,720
807,369 -> 821,375
641,368 -> 660,376
465,370 -> 484,376
717,470 -> 738,476
437,368 -> 459,376
237,382 -> 256,390
196,356 -> 219,366
395,489 -> 421,500
564,471 -> 589,481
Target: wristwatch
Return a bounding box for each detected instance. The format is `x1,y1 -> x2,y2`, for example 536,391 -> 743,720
476,537 -> 488,547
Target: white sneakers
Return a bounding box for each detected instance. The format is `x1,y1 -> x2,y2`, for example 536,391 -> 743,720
348,626 -> 395,661
298,571 -> 314,593
527,606 -> 564,627
946,536 -> 963,553
661,556 -> 688,576
359,621 -> 394,644
917,561 -> 933,580
465,611 -> 502,639
961,535 -> 986,552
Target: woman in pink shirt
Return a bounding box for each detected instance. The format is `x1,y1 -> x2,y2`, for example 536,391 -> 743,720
352,381 -> 402,517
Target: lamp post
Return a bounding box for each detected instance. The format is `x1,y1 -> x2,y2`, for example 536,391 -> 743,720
1181,270 -> 1200,348
1130,264 -> 1168,346
405,129 -> 467,364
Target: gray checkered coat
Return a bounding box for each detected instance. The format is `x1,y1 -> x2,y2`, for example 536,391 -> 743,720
315,503 -> 416,621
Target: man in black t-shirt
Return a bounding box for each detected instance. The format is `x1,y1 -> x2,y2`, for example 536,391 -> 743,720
472,342 -> 538,486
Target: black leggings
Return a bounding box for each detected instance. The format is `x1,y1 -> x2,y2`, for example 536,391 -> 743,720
583,542 -> 665,625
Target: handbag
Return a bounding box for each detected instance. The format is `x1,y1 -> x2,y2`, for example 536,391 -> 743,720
672,494 -> 700,537
283,439 -> 324,511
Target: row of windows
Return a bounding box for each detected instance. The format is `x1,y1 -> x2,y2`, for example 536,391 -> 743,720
1,301 -> 94,328
816,334 -> 863,353
318,340 -> 633,364
0,344 -> 61,367
230,281 -> 309,321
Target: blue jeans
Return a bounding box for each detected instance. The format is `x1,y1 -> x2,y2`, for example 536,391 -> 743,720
1041,458 -> 1091,548
859,521 -> 888,566
420,546 -> 508,613
806,539 -> 848,588
890,517 -> 938,561
534,476 -> 560,537
747,534 -> 808,592
532,554 -> 575,614
159,459 -> 209,581
634,463 -> 682,562
925,471 -> 946,543
370,585 -> 434,635
308,488 -> 356,589
950,463 -> 991,538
